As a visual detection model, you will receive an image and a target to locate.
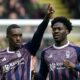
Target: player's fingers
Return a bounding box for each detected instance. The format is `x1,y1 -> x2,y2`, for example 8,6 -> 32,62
48,4 -> 55,13
48,3 -> 50,9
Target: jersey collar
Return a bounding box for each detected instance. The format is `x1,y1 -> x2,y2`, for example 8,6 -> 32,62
7,47 -> 15,53
53,41 -> 70,49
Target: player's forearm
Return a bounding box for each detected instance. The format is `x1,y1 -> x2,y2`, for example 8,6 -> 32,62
33,14 -> 50,35
28,4 -> 54,55
32,4 -> 54,41
26,16 -> 50,56
30,15 -> 50,55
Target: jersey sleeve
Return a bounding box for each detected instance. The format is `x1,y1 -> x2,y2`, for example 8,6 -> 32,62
74,47 -> 80,71
25,18 -> 49,56
37,51 -> 49,80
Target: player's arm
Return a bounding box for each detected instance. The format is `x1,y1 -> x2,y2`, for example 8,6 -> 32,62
25,4 -> 54,55
74,51 -> 80,71
36,51 -> 49,80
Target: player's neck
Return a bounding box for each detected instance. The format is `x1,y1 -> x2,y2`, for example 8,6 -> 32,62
55,39 -> 68,47
9,46 -> 20,52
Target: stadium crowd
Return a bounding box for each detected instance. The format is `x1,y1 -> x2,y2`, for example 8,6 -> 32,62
0,0 -> 80,19
0,0 -> 47,19
61,0 -> 80,19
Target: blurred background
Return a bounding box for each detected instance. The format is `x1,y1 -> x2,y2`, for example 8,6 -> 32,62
0,0 -> 80,78
0,0 -> 80,19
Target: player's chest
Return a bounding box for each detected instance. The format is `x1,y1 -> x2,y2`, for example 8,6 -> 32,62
0,49 -> 31,73
0,49 -> 30,65
45,49 -> 77,64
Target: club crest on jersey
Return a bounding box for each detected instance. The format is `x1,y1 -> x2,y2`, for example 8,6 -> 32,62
3,65 -> 10,73
2,58 -> 25,73
65,51 -> 70,59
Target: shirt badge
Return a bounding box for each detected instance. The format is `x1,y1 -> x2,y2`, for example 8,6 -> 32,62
65,51 -> 70,59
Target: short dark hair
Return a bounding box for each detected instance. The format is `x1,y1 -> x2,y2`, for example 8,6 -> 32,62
7,24 -> 20,35
51,16 -> 73,33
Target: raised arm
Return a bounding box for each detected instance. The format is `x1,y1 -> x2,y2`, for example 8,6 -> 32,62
26,4 -> 55,55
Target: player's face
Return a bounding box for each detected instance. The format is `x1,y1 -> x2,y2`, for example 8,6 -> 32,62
51,22 -> 69,42
8,28 -> 22,48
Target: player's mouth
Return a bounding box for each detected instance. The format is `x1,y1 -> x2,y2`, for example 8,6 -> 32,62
53,34 -> 61,40
16,42 -> 21,45
54,35 -> 60,38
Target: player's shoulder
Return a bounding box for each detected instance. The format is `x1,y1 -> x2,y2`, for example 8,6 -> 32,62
42,45 -> 53,52
69,42 -> 80,50
21,42 -> 29,48
70,42 -> 80,47
0,48 -> 7,54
